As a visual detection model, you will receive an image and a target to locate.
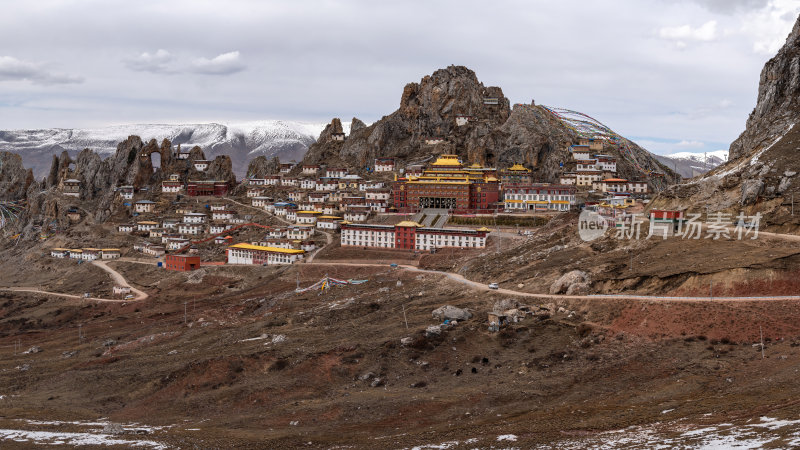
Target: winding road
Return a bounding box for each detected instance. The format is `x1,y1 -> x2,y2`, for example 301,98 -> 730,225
305,262 -> 800,303
0,260 -> 148,303
6,208 -> 800,304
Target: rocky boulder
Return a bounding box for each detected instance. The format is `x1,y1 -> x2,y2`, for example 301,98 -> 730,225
550,270 -> 591,295
432,305 -> 472,321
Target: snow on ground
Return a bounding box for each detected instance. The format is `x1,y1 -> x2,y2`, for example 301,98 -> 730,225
546,416 -> 800,449
0,419 -> 173,448
706,123 -> 795,181
0,429 -> 168,448
664,150 -> 729,161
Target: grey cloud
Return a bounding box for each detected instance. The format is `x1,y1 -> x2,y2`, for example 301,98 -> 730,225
686,0 -> 770,14
190,51 -> 246,75
0,56 -> 83,85
124,49 -> 175,74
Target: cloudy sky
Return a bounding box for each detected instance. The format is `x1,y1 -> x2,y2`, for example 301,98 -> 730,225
1,0 -> 799,157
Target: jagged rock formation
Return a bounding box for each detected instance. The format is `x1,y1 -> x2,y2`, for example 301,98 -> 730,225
204,156 -> 237,186
729,17 -> 800,161
654,14 -> 800,221
245,155 -> 280,178
350,117 -> 367,134
302,65 -> 676,186
0,120 -> 320,178
0,152 -> 34,201
8,134 -> 239,235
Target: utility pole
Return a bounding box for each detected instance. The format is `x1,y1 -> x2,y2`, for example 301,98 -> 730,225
792,194 -> 794,216
78,324 -> 83,343
760,325 -> 765,359
184,301 -> 187,324
402,304 -> 409,329
710,281 -> 713,300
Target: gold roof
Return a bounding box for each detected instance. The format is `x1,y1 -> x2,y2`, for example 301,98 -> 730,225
476,227 -> 492,232
430,155 -> 462,166
228,243 -> 305,254
396,221 -> 423,227
508,163 -> 530,172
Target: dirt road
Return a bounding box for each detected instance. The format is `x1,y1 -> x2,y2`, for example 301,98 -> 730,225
308,261 -> 800,303
0,260 -> 148,302
92,260 -> 148,300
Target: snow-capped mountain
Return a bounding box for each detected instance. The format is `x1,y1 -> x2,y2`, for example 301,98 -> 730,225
655,150 -> 728,178
0,120 -> 345,178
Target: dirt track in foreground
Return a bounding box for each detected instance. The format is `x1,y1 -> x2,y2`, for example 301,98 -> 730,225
3,258 -> 800,448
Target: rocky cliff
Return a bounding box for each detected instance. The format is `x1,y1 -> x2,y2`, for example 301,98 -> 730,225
729,17 -> 800,162
245,155 -> 280,178
302,65 -> 677,187
654,14 -> 800,223
0,152 -> 34,201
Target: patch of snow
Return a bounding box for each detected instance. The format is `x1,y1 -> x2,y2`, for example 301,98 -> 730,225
409,441 -> 461,450
688,123 -> 794,184
497,434 -> 518,442
748,416 -> 800,431
239,334 -> 269,342
0,429 -> 168,449
540,415 -> 800,449
665,150 -> 729,160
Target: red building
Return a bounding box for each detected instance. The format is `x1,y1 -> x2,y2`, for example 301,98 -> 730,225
165,254 -> 201,271
187,180 -> 229,197
392,155 -> 500,212
394,223 -> 417,249
650,210 -> 684,221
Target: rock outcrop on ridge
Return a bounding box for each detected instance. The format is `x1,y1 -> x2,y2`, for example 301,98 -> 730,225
301,65 -> 677,186
654,14 -> 800,223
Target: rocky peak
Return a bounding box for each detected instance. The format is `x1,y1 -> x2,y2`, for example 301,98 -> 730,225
729,14 -> 800,161
300,65 -> 672,189
187,145 -> 207,162
302,65 -> 513,170
317,118 -> 346,144
246,155 -> 280,178
204,155 -> 237,185
655,14 -> 800,219
350,117 -> 367,134
0,152 -> 33,201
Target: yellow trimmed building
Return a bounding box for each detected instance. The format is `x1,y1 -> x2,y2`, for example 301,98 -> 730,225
393,155 -> 500,211
226,243 -> 305,265
500,163 -> 534,184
